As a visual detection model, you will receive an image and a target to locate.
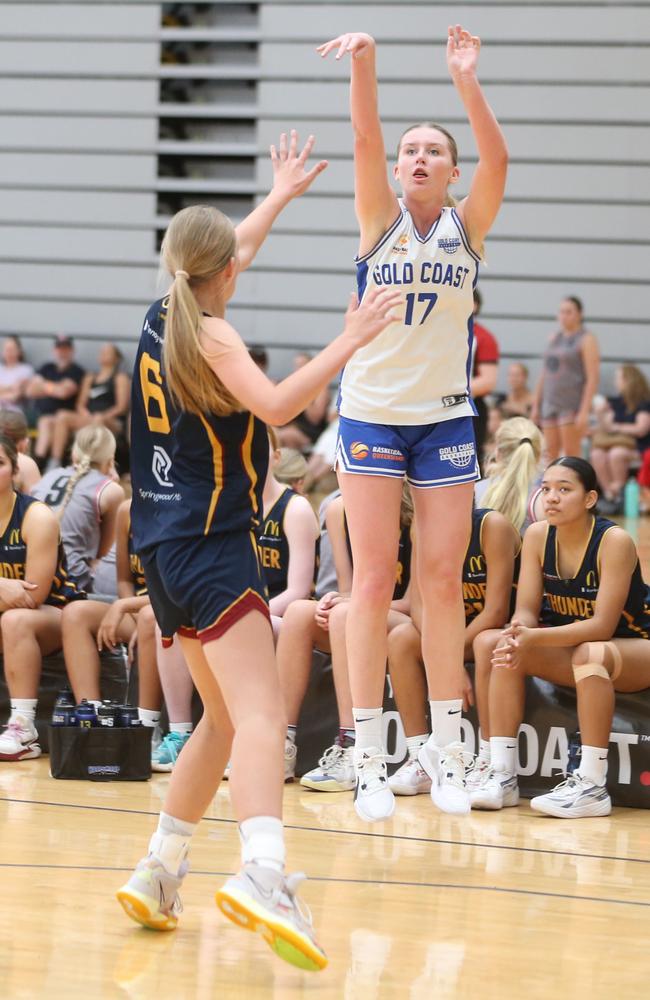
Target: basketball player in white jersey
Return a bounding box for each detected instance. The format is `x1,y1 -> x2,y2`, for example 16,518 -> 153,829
317,25 -> 508,820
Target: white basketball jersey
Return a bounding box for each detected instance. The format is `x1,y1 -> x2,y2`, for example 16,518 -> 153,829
339,204 -> 480,425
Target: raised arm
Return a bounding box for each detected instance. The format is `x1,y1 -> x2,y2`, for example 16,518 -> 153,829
235,130 -> 328,272
449,25 -> 508,249
318,32 -> 399,251
201,284 -> 403,427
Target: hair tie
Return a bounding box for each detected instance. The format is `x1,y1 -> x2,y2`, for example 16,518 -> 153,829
175,269 -> 189,280
519,438 -> 532,446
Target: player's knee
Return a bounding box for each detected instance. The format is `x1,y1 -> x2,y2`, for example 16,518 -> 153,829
571,641 -> 621,684
472,628 -> 501,660
354,570 -> 395,606
61,600 -> 87,634
1,608 -> 36,641
328,601 -> 349,632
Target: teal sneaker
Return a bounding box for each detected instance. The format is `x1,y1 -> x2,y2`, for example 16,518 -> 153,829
151,731 -> 191,773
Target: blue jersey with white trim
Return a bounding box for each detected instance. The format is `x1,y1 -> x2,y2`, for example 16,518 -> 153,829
130,297 -> 268,552
339,204 -> 480,426
540,516 -> 650,639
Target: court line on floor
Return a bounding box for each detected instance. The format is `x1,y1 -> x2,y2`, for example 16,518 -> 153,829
1,860 -> 648,910
2,793 -> 648,867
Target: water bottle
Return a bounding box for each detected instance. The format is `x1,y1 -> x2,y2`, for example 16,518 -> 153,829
117,705 -> 142,728
97,701 -> 119,728
624,477 -> 640,519
567,731 -> 582,775
74,699 -> 98,729
51,687 -> 76,727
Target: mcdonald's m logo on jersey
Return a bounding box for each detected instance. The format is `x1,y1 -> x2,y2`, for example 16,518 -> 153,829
468,555 -> 484,575
263,519 -> 281,538
9,529 -> 20,546
585,570 -> 597,589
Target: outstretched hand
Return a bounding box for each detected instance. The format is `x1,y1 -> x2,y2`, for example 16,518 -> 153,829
447,24 -> 481,81
316,32 -> 375,61
343,286 -> 403,349
270,130 -> 328,200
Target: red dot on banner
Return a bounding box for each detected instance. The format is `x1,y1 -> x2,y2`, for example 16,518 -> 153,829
640,772 -> 650,786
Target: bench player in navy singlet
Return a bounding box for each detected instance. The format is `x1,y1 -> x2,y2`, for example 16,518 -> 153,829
0,434 -> 85,761
258,429 -> 319,638
115,130 -> 402,971
473,457 -> 650,818
317,25 -> 508,820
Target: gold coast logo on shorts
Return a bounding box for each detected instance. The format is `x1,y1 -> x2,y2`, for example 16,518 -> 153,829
350,441 -> 370,460
439,442 -> 475,469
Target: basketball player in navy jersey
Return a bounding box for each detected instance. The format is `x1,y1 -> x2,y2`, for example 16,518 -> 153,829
472,457 -> 650,817
317,25 -> 508,820
0,434 -> 84,761
115,131 -> 402,970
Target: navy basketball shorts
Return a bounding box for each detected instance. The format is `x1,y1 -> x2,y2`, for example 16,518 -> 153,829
141,529 -> 270,646
336,415 -> 479,488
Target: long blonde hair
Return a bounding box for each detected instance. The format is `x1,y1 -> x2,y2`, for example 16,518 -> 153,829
482,417 -> 543,532
620,364 -> 650,413
57,424 -> 116,520
161,205 -> 241,417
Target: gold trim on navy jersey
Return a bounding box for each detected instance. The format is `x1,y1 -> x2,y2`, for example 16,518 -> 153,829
241,413 -> 259,520
198,413 -> 224,535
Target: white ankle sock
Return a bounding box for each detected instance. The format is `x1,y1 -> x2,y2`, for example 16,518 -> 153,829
240,815 -> 285,873
353,707 -> 383,751
10,699 -> 37,724
478,738 -> 491,763
576,745 -> 608,786
286,725 -> 297,744
490,736 -> 518,776
169,722 -> 192,735
428,699 -> 462,749
149,811 -> 196,875
138,708 -> 161,728
406,734 -> 428,757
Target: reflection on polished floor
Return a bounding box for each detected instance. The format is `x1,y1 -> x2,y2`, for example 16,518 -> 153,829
1,758 -> 649,999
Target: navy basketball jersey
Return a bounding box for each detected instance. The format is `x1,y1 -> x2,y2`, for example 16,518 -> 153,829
540,516 -> 650,639
0,492 -> 84,606
130,297 -> 269,552
343,515 -> 412,600
463,507 -> 519,624
257,487 -> 296,599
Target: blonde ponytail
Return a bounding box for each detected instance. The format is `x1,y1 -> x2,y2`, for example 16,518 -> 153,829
161,205 -> 241,417
481,417 -> 543,532
56,424 -> 116,521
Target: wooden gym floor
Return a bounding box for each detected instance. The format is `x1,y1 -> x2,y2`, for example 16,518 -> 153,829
1,516 -> 649,999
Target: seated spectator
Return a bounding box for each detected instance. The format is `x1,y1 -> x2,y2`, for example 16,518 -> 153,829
0,409 -> 41,493
258,430 -> 319,638
476,417 -> 545,533
302,392 -> 339,494
47,343 -> 130,469
0,434 -> 85,762
639,449 -> 650,515
500,361 -> 534,419
26,335 -> 85,468
31,425 -> 124,592
277,352 -> 331,451
0,336 -> 33,409
472,457 -> 650,818
589,364 -> 650,514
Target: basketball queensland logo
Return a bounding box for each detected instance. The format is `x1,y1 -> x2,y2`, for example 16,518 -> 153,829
439,442 -> 475,469
350,441 -> 370,460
